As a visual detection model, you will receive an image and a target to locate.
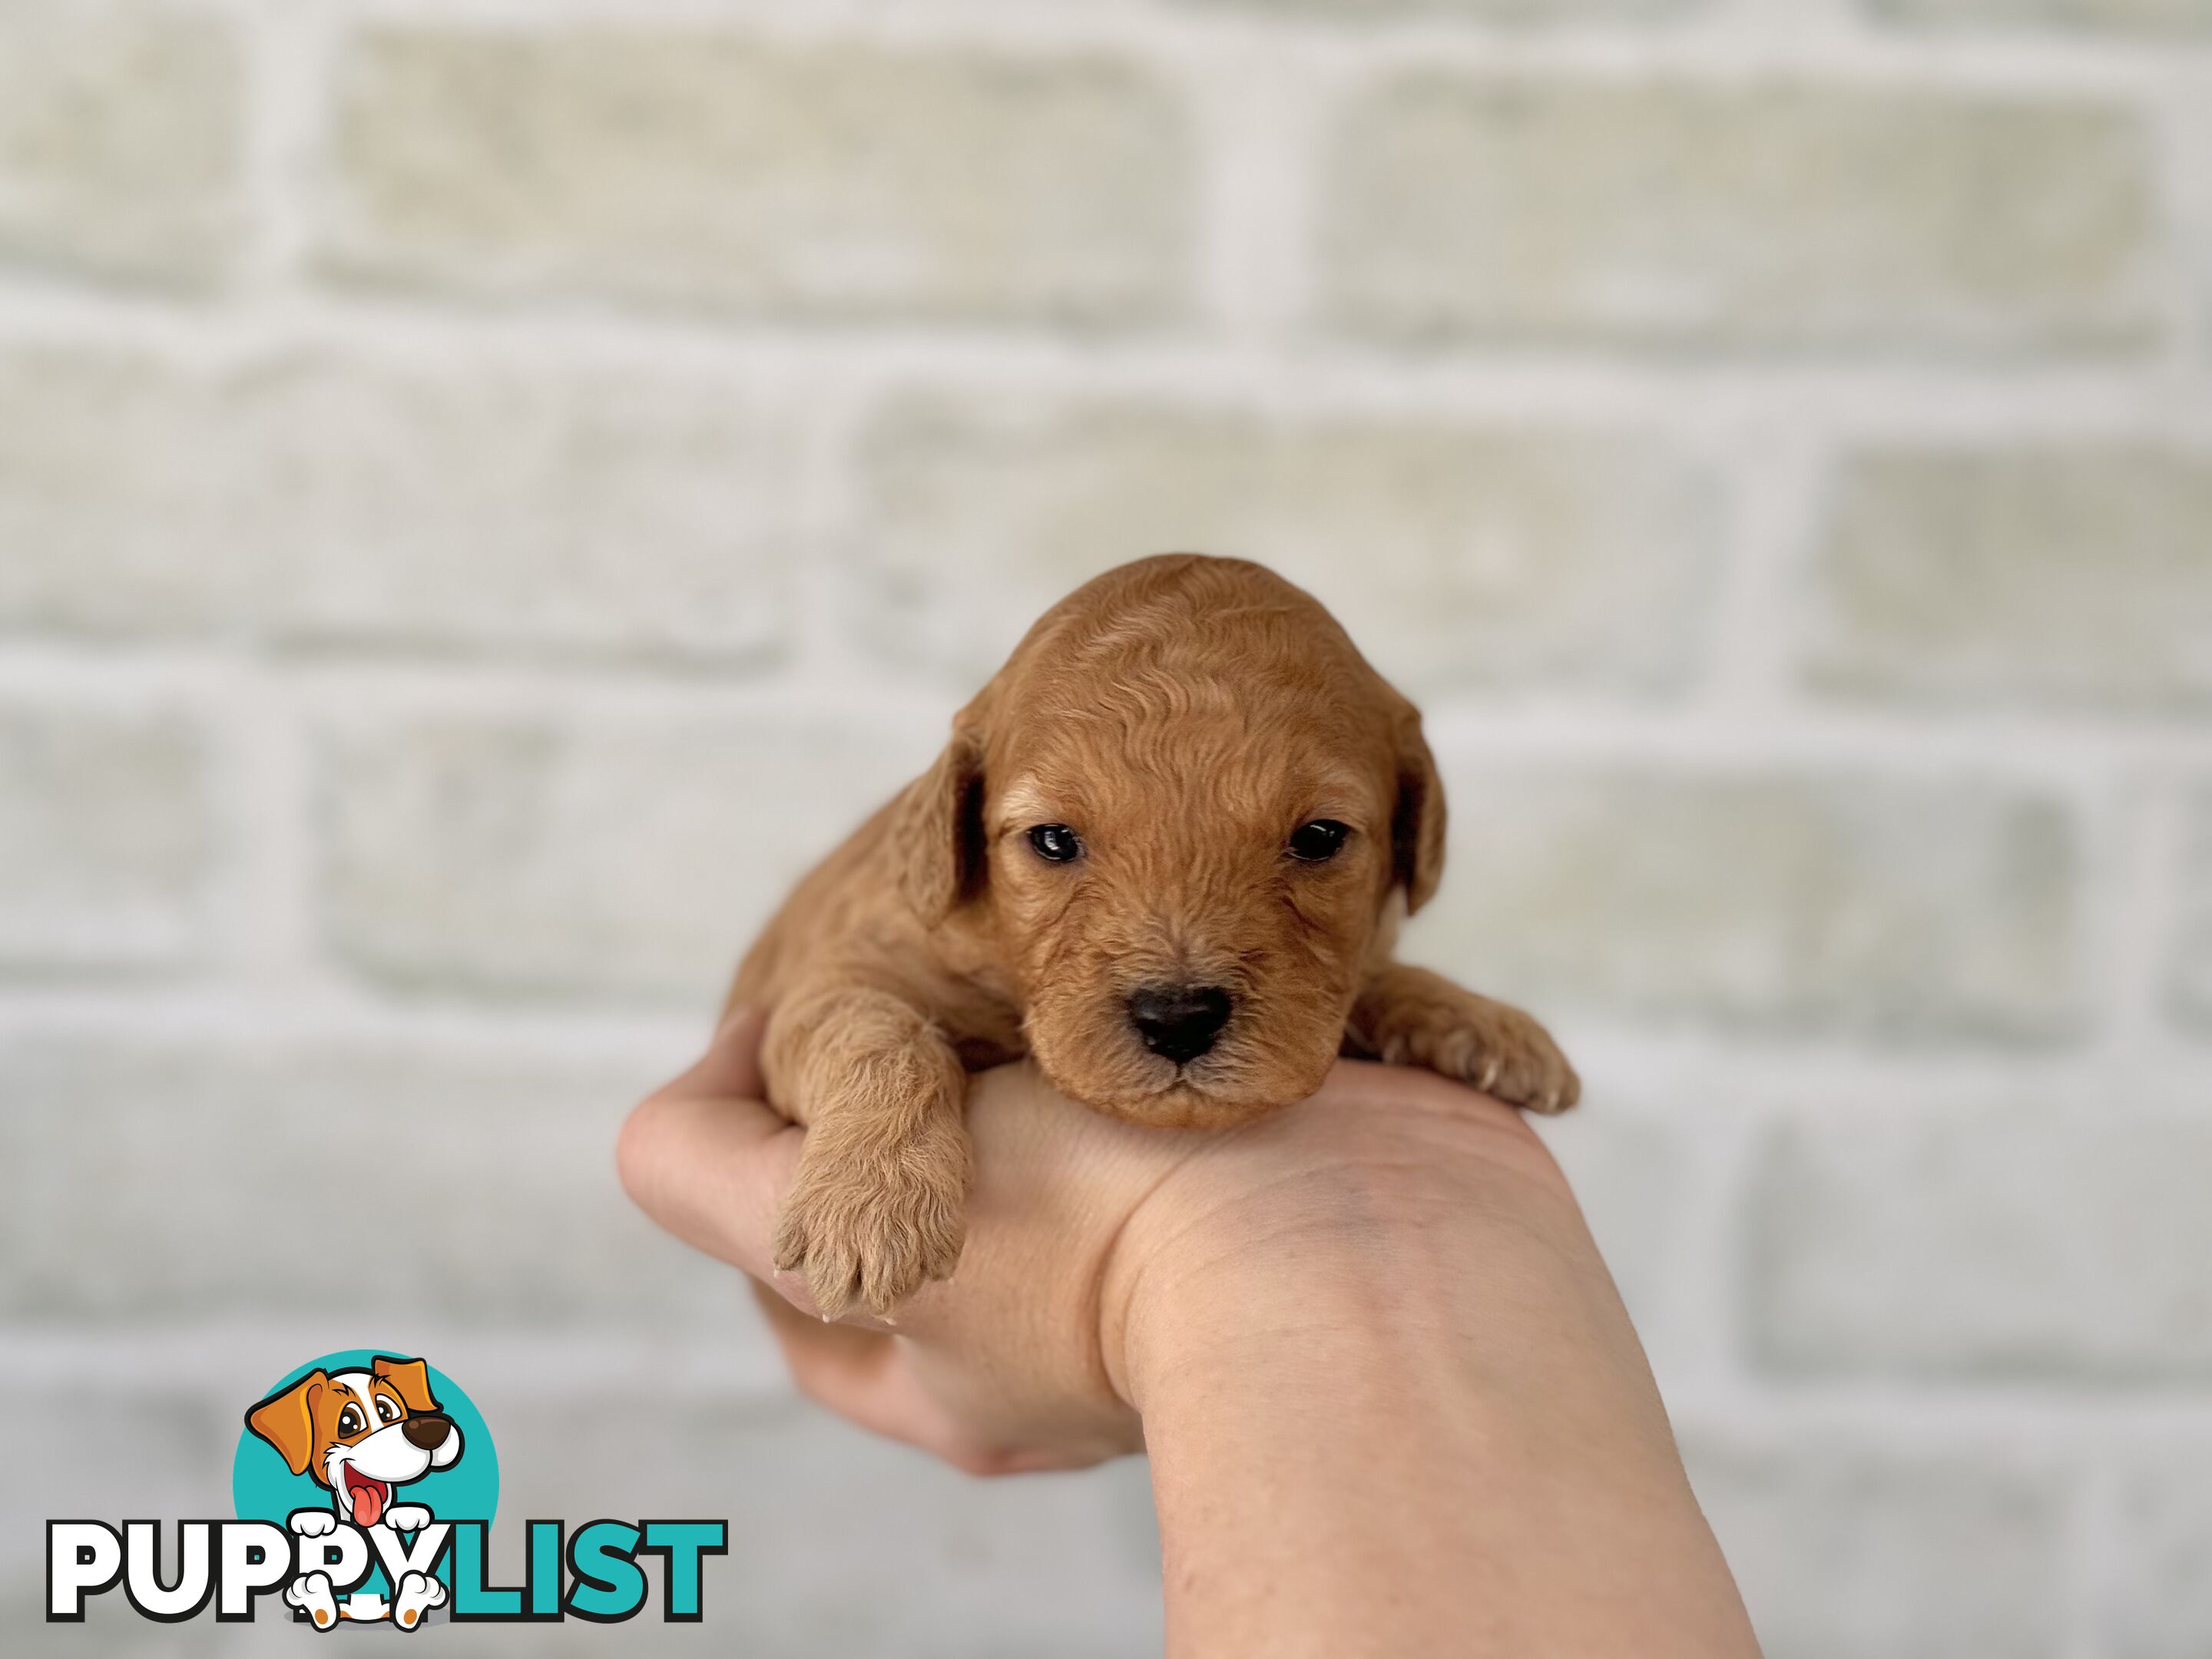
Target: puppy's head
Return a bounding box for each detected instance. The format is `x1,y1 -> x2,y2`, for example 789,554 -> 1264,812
899,555 -> 1442,1128
244,1355 -> 463,1527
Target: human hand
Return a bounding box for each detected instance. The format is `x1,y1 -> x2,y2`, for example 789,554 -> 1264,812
618,1008 -> 1760,1655
618,1005 -> 1192,1474
621,1004 -> 1646,1475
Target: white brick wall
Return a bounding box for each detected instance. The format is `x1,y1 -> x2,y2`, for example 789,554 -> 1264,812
3,1 -> 2209,1654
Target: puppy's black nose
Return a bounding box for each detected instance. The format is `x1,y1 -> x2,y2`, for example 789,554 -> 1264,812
1128,984 -> 1234,1065
402,1413 -> 451,1451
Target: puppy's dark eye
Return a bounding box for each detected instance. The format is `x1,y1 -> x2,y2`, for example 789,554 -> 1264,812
1287,820 -> 1350,862
1027,823 -> 1083,863
376,1396 -> 399,1423
338,1405 -> 364,1435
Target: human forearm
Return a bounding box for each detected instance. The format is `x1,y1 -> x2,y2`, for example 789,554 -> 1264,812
624,1040 -> 1759,1653
1115,1116 -> 1760,1658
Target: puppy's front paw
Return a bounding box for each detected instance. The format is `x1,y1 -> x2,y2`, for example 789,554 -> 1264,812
1424,1001 -> 1579,1114
288,1508 -> 338,1538
384,1504 -> 431,1533
1359,975 -> 1581,1114
772,1127 -> 969,1320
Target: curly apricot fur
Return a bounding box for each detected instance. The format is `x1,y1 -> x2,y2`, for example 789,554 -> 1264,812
727,556 -> 1576,1316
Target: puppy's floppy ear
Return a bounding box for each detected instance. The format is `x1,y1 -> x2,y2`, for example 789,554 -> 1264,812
1391,707 -> 1446,915
896,726 -> 987,925
372,1355 -> 439,1415
246,1370 -> 326,1478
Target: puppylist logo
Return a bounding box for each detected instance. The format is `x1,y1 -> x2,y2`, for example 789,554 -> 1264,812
47,1349 -> 727,1629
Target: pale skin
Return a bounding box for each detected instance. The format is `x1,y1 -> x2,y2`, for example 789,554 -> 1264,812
618,1009 -> 1763,1659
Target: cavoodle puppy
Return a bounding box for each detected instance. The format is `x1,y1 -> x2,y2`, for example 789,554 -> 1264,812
728,555 -> 1578,1318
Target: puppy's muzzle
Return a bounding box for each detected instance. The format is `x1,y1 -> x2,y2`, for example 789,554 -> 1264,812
1128,984 -> 1234,1065
402,1413 -> 453,1452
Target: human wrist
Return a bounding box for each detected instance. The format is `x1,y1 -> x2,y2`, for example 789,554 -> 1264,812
1100,1081 -> 1581,1414
1103,1157 -> 1536,1656
1094,1078 -> 1763,1657
1104,1177 -> 1541,1463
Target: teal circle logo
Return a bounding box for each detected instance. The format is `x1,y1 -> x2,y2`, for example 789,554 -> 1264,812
233,1350 -> 497,1613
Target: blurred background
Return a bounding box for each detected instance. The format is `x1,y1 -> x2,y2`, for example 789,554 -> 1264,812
4,0 -> 2210,1654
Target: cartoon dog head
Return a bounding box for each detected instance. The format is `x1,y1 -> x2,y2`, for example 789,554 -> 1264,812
900,555 -> 1445,1129
245,1356 -> 462,1528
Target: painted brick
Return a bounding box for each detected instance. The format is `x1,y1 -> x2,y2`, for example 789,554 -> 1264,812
0,1383 -> 233,1575
0,3 -> 244,290
1811,445 -> 2212,714
1684,1434 -> 2068,1659
2,1588 -> 238,1657
855,398 -> 1722,695
0,699 -> 215,974
0,1036 -> 738,1327
1747,1105 -> 2212,1382
1399,767 -> 2084,1041
316,709 -> 929,1007
2095,1453 -> 2212,1659
1189,0 -> 1693,15
1322,77 -> 2160,353
2170,783 -> 2212,1037
1870,0 -> 2212,30
0,1380 -> 237,1655
1531,1108 -> 1693,1359
0,348 -> 790,663
320,31 -> 1191,326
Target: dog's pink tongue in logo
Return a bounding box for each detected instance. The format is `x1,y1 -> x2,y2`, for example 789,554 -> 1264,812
344,1465 -> 388,1527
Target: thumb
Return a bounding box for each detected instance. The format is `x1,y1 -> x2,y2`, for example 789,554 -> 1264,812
618,1008 -> 802,1283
